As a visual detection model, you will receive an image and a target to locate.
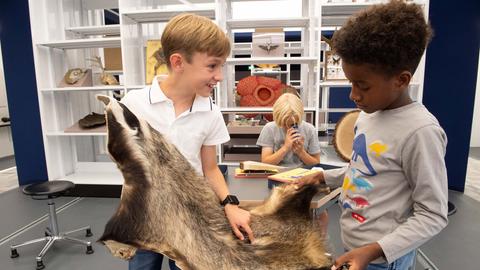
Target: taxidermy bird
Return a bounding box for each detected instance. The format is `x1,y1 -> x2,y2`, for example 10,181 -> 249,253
258,41 -> 279,54
87,56 -> 119,85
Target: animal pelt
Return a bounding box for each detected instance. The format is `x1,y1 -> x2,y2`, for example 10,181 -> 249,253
96,95 -> 333,270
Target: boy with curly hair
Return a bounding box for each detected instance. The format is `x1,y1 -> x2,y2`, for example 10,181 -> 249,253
295,1 -> 448,270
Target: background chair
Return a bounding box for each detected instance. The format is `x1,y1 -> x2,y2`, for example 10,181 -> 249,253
10,180 -> 94,270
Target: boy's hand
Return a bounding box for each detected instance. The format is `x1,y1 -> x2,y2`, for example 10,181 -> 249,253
284,128 -> 301,150
332,243 -> 384,270
292,170 -> 324,188
292,136 -> 305,155
224,204 -> 255,242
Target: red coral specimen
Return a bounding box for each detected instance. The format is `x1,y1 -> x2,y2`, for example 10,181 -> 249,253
236,76 -> 290,121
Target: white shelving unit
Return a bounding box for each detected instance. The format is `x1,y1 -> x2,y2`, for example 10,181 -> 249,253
27,0 -> 220,186
27,0 -> 429,185
65,25 -> 121,36
217,0 -> 321,164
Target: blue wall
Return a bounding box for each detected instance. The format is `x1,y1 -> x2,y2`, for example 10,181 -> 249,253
0,0 -> 48,185
423,0 -> 480,191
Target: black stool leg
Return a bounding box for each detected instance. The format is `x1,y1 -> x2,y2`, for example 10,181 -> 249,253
36,260 -> 45,270
10,248 -> 19,258
35,238 -> 55,270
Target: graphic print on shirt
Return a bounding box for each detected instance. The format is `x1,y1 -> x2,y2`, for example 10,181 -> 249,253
351,127 -> 377,176
369,140 -> 388,157
341,169 -> 373,212
340,128 -> 389,223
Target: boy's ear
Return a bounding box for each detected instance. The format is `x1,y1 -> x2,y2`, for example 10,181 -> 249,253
169,53 -> 184,72
395,71 -> 412,89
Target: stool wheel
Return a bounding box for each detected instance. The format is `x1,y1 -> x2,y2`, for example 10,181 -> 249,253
10,248 -> 19,258
36,260 -> 45,270
86,228 -> 93,237
86,245 -> 94,254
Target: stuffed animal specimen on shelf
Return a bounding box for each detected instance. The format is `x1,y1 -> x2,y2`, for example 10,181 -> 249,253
96,95 -> 333,270
258,41 -> 279,54
64,68 -> 88,84
78,112 -> 106,129
87,56 -> 119,85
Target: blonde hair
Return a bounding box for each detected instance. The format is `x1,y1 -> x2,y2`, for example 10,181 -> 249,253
161,13 -> 231,68
273,93 -> 304,128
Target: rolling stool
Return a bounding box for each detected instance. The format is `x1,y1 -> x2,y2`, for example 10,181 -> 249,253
10,180 -> 94,269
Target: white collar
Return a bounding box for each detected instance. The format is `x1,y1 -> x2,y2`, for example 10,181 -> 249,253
148,76 -> 212,112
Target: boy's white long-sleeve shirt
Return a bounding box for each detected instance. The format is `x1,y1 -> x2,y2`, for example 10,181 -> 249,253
324,102 -> 448,264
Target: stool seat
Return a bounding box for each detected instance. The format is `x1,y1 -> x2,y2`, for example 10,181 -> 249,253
23,180 -> 75,198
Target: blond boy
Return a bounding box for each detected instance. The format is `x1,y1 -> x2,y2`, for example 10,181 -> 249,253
121,13 -> 253,270
257,93 -> 320,166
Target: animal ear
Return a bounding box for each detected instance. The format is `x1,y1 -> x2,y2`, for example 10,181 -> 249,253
97,94 -> 111,105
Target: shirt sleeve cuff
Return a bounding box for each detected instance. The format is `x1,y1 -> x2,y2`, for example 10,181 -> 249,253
323,168 -> 346,188
377,235 -> 402,264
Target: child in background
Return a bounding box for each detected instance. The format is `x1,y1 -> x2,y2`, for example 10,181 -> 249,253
257,93 -> 320,167
295,1 -> 448,270
257,93 -> 328,235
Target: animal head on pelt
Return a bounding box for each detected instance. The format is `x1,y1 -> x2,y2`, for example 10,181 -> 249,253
96,95 -> 333,270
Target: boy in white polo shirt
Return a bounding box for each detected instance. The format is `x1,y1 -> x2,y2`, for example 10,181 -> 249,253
121,13 -> 253,270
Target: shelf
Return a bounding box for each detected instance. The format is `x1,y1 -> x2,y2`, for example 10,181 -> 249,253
222,107 -> 316,113
63,168 -> 123,185
46,122 -> 106,136
251,70 -> 289,75
122,7 -> 215,23
38,37 -> 121,49
125,85 -> 147,90
227,125 -> 264,135
319,81 -> 351,87
227,17 -> 309,29
65,25 -> 121,36
322,3 -> 373,16
319,81 -> 421,88
40,85 -> 125,92
227,56 -> 317,65
318,108 -> 356,113
232,42 -> 304,55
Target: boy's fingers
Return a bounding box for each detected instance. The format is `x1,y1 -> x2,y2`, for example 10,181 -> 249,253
231,224 -> 244,240
293,179 -> 304,188
242,224 -> 255,242
334,254 -> 352,270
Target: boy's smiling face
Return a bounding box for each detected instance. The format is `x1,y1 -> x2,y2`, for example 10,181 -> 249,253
342,62 -> 411,114
183,52 -> 225,97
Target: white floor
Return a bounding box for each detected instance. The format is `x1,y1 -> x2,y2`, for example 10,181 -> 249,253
0,166 -> 18,193
465,157 -> 480,202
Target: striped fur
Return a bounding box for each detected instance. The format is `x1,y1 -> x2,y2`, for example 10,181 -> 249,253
96,95 -> 332,270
